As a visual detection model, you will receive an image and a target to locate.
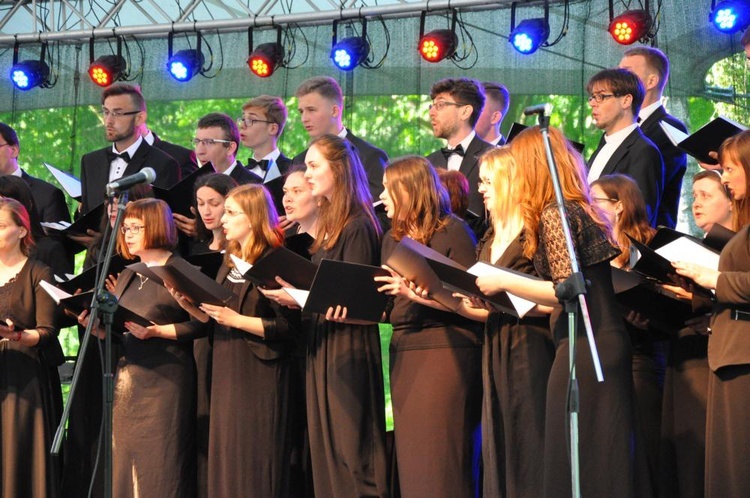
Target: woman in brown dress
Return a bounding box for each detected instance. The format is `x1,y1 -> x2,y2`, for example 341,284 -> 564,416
0,198 -> 62,498
475,127 -> 651,498
79,198 -> 197,498
673,131 -> 750,497
376,155 -> 482,498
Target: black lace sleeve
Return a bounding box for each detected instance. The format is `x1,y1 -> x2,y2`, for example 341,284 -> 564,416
535,203 -> 620,283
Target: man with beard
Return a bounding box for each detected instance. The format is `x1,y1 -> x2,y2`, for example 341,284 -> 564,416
426,77 -> 492,223
79,83 -> 180,214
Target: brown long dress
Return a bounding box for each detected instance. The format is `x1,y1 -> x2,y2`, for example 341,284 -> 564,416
382,216 -> 483,498
0,259 -> 61,498
307,213 -> 389,498
206,262 -> 297,498
477,230 -> 554,498
110,264 -> 196,498
536,203 -> 652,498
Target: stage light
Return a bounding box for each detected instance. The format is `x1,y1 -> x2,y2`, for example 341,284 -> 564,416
419,30 -> 457,62
167,32 -> 205,82
88,38 -> 127,87
9,42 -> 50,91
10,60 -> 50,91
167,49 -> 203,82
609,10 -> 652,44
510,19 -> 550,54
248,27 -> 285,78
330,19 -> 370,71
710,1 -> 750,33
331,37 -> 370,70
89,55 -> 126,87
418,11 -> 458,63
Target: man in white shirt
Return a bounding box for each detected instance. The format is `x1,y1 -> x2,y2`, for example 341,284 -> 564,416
620,46 -> 687,228
586,68 -> 664,226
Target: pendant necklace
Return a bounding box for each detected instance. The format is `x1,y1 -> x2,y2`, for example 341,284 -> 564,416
138,274 -> 149,290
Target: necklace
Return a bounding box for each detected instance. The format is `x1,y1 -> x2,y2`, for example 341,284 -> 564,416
137,274 -> 149,290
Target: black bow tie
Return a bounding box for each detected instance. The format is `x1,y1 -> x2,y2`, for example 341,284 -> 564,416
107,150 -> 131,163
441,144 -> 465,161
247,158 -> 269,172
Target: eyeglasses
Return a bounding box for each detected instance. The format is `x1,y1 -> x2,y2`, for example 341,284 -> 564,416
192,138 -> 233,147
591,197 -> 617,204
237,117 -> 273,128
587,93 -> 618,104
428,101 -> 468,111
223,208 -> 244,217
101,109 -> 141,119
121,225 -> 146,234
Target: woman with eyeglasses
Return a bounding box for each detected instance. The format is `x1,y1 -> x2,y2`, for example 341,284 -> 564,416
374,155 -> 482,498
78,198 -> 197,498
474,127 -> 651,498
169,184 -> 297,498
659,170 -> 734,496
670,131 -> 750,497
0,198 -> 62,498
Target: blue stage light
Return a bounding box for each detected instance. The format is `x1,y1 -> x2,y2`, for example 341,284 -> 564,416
330,37 -> 369,71
10,60 -> 50,91
166,49 -> 204,82
711,1 -> 750,33
510,18 -> 550,54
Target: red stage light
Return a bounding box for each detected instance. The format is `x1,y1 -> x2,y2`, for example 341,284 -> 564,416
419,29 -> 457,63
88,55 -> 125,87
248,42 -> 283,78
609,10 -> 652,45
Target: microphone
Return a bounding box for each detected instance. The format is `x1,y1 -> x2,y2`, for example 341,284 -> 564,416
105,167 -> 157,196
523,103 -> 553,117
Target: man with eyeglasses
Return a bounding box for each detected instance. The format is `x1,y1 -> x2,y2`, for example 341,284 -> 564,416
79,84 -> 180,214
586,68 -> 664,226
238,95 -> 292,214
426,77 -> 492,231
0,122 -> 70,226
292,76 -> 388,201
193,112 -> 261,185
620,46 -> 687,229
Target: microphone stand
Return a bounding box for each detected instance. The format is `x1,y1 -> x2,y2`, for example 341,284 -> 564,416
52,191 -> 129,498
531,108 -> 604,498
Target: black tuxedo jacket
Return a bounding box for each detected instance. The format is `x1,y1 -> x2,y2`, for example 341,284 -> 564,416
80,141 -> 181,213
292,129 -> 389,201
427,135 -> 494,217
588,127 -> 665,226
21,170 -> 70,224
229,160 -> 263,186
266,153 -> 292,215
151,133 -> 198,179
639,106 -> 688,228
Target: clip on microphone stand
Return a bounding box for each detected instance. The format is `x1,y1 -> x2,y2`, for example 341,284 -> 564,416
52,191 -> 129,498
531,107 -> 604,498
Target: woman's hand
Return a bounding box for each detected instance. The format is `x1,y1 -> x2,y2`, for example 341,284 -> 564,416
374,265 -> 416,300
685,314 -> 712,336
105,273 -> 118,294
0,319 -> 20,341
258,277 -> 301,309
324,305 -> 374,325
475,275 -> 506,296
200,303 -> 241,328
77,309 -> 105,339
125,322 -> 159,340
625,310 -> 650,330
672,261 -> 721,291
173,210 -> 198,237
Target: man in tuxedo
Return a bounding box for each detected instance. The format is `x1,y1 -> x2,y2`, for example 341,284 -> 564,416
475,82 -> 510,146
586,68 -> 665,226
620,47 -> 687,228
292,76 -> 388,201
426,77 -> 492,219
79,83 -> 181,214
0,122 -> 70,225
239,95 -> 292,214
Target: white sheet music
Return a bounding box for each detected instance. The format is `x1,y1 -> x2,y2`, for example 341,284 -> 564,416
466,262 -> 537,318
229,254 -> 252,274
655,237 -> 720,270
282,288 -> 309,308
40,280 -> 72,304
44,162 -> 81,199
